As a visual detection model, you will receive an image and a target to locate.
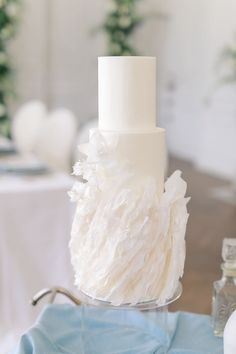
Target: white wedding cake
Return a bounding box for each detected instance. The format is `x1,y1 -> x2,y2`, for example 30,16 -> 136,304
70,57 -> 189,306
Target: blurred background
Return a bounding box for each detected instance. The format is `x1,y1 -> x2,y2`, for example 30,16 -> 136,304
0,0 -> 236,352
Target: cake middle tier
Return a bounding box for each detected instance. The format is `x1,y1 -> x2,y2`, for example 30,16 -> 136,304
100,128 -> 166,197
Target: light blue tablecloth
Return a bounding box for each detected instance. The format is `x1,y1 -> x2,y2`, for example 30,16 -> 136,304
11,304 -> 223,354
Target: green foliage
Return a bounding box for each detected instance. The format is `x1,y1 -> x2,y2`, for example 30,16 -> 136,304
101,0 -> 144,56
0,0 -> 21,138
218,35 -> 236,85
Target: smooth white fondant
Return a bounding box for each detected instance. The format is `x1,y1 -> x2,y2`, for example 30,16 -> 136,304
101,128 -> 166,196
98,56 -> 165,194
98,57 -> 156,131
70,130 -> 189,305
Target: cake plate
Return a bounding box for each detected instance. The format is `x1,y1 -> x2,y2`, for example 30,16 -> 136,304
78,283 -> 182,354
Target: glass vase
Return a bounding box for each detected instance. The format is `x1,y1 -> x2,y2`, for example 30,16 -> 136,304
78,283 -> 182,354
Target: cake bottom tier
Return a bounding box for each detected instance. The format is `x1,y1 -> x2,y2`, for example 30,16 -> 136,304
70,130 -> 189,305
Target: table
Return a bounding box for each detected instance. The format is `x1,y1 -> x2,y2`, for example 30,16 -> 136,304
0,173 -> 76,352
11,304 -> 223,354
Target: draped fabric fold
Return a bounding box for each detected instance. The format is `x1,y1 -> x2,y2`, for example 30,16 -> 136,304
11,304 -> 223,354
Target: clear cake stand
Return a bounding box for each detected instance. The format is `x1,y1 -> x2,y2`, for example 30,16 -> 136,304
78,283 -> 182,354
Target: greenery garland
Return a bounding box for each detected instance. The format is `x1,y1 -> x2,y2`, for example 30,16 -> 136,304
0,0 -> 21,138
97,0 -> 166,56
101,0 -> 144,56
218,34 -> 236,85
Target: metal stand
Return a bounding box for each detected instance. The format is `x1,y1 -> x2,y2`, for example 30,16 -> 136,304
31,286 -> 81,306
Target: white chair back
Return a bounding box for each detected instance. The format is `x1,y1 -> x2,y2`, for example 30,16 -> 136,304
35,108 -> 77,172
12,101 -> 47,154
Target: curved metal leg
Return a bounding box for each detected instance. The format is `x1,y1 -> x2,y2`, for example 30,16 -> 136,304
31,286 -> 81,306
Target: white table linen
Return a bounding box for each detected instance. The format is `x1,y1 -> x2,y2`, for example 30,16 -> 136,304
0,173 -> 75,352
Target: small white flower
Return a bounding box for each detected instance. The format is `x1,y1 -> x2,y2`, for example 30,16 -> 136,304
106,0 -> 117,12
118,16 -> 131,29
6,3 -> 19,17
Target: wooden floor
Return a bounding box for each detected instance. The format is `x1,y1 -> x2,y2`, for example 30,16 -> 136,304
168,157 -> 236,314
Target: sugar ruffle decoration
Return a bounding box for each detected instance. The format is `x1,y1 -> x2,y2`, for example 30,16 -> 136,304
69,129 -> 189,306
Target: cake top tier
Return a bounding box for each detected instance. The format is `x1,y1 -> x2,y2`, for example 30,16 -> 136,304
98,56 -> 156,131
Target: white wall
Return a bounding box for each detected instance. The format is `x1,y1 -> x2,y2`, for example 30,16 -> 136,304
11,0 -> 106,122
10,0 -> 48,102
11,0 -> 236,180
156,0 -> 236,180
194,0 -> 236,179
156,0 -> 207,162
